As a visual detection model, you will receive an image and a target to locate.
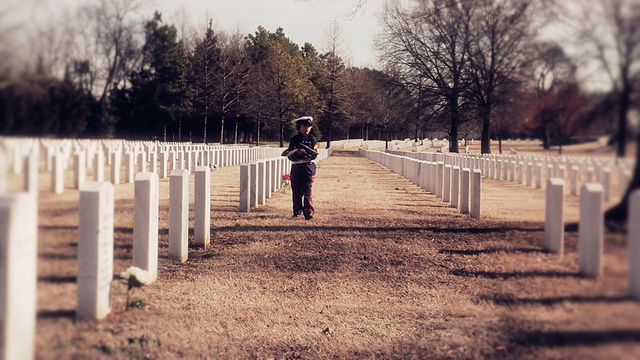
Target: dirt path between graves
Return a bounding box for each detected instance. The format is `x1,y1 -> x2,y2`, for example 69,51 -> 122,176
32,149 -> 639,359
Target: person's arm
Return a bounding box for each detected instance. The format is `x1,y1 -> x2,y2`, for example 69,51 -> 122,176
281,137 -> 296,157
307,137 -> 318,160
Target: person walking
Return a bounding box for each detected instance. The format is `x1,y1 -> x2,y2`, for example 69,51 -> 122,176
282,116 -> 318,220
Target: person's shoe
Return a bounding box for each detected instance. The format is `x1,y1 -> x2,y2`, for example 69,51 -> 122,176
292,213 -> 302,220
303,211 -> 313,220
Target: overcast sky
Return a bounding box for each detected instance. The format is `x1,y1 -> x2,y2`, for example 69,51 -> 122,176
8,0 -> 383,69
160,0 -> 383,68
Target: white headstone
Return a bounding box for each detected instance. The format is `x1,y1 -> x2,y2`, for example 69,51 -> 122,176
125,152 -> 135,184
471,169 -> 481,218
258,160 -> 266,205
24,144 -> 39,195
133,172 -> 159,283
194,166 -> 211,248
460,168 -> 470,214
137,152 -> 147,173
150,152 -> 157,175
579,183 -> 604,278
451,166 -> 460,209
629,190 -> 640,299
544,178 -> 565,254
436,162 -> 444,198
0,146 -> 7,194
518,162 -> 524,185
94,150 -> 104,182
169,169 -> 189,262
110,152 -> 121,185
570,166 -> 579,196
0,193 -> 37,359
51,153 -> 64,194
77,181 -> 114,320
250,162 -> 258,208
239,163 -> 251,212
159,152 -> 168,179
509,161 -> 515,182
265,159 -> 272,199
602,168 -> 611,202
443,164 -> 451,203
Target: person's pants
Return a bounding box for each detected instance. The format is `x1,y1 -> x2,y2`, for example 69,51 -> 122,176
290,164 -> 314,217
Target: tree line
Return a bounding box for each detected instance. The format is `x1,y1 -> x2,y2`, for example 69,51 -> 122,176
0,2 -> 426,148
0,0 -> 638,155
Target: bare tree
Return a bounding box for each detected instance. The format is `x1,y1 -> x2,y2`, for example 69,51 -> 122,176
466,0 -> 534,154
559,0 -> 640,222
319,21 -> 351,148
563,0 -> 640,157
528,41 -> 577,150
378,0 -> 474,152
73,0 -> 145,101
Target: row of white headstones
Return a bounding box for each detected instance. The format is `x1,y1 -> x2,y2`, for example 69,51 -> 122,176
360,149 -> 482,217
238,148 -> 332,212
0,137 -> 306,360
362,148 -> 640,299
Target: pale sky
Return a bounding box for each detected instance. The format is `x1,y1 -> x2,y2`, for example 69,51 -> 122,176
161,0 -> 383,68
8,0 -> 383,69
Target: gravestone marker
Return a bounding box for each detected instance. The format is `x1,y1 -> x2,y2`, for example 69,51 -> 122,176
77,182 -> 114,320
133,173 -> 159,283
579,183 -> 604,278
0,193 -> 38,359
239,163 -> 251,212
471,169 -> 481,218
460,168 -> 470,214
443,164 -> 451,203
169,169 -> 189,262
629,190 -> 640,299
451,166 -> 460,209
545,178 -> 565,253
194,166 -> 211,247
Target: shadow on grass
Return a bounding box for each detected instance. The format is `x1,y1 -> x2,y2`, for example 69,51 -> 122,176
39,252 -> 75,260
213,224 -> 544,235
37,309 -> 75,319
483,294 -> 632,306
450,269 -> 578,280
38,275 -> 76,283
512,329 -> 640,347
439,247 -> 544,255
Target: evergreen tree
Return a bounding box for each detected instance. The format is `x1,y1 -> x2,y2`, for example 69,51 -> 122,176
114,12 -> 193,139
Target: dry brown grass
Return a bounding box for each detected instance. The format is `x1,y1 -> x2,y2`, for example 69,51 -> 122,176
8,143 -> 639,359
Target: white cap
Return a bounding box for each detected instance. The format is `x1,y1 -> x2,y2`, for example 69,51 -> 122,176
291,116 -> 313,124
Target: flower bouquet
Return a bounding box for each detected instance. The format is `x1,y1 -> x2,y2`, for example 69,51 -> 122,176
282,173 -> 291,186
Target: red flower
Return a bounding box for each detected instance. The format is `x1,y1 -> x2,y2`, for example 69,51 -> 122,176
283,174 -> 291,180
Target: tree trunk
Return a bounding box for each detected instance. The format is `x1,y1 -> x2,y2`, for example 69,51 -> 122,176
203,115 -> 208,144
605,130 -> 640,223
480,104 -> 491,154
256,116 -> 261,146
542,123 -> 550,150
604,86 -> 635,223
616,86 -> 631,157
449,96 -> 460,153
327,122 -> 333,149
219,114 -> 225,145
279,118 -> 284,148
234,114 -> 239,144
